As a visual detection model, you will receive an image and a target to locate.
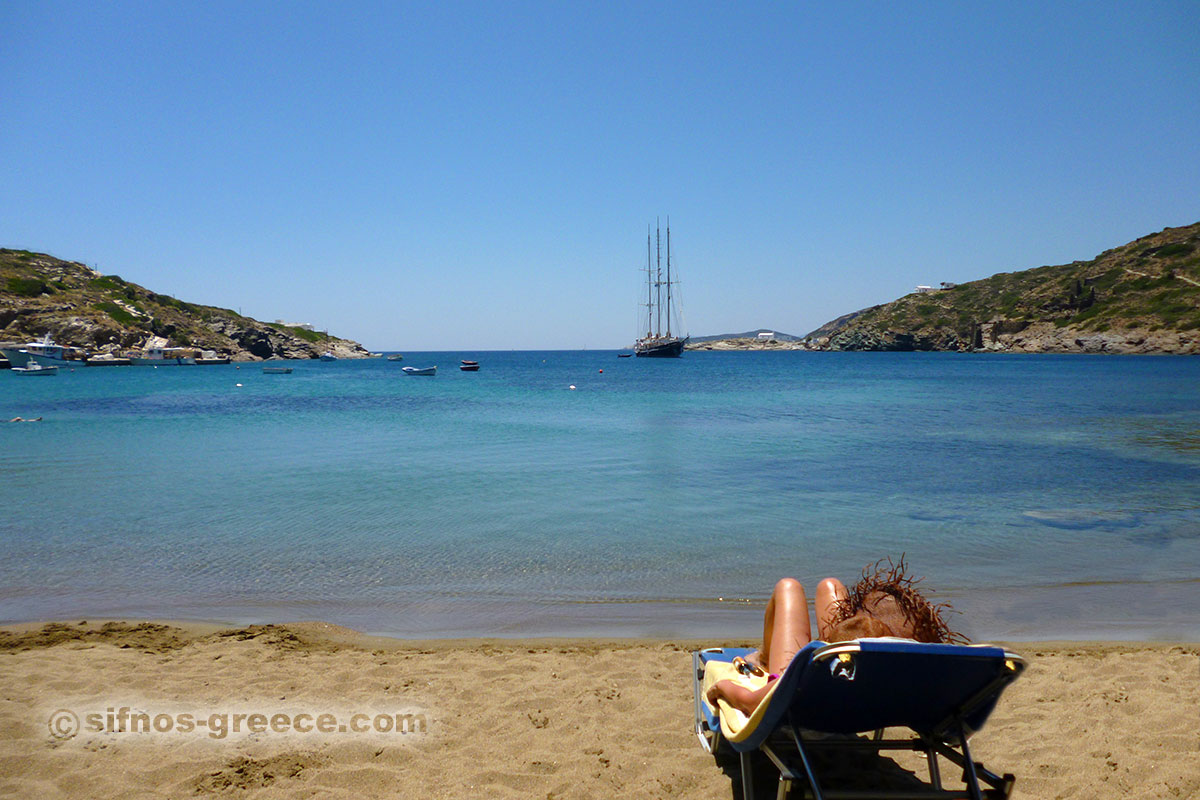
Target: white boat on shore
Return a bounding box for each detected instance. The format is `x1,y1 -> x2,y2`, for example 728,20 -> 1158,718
401,366 -> 437,376
12,359 -> 57,376
130,346 -> 196,366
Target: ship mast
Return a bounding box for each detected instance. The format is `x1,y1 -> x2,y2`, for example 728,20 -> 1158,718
665,218 -> 672,337
646,226 -> 653,337
655,219 -> 663,337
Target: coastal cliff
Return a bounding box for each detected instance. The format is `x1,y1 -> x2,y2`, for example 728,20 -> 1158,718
1,249 -> 369,360
807,221 -> 1200,354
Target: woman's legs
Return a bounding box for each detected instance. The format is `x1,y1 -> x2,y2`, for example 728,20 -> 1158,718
759,578 -> 812,675
815,577 -> 850,641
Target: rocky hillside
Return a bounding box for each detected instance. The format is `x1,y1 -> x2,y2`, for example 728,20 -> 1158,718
688,328 -> 804,344
1,249 -> 369,360
811,221 -> 1200,354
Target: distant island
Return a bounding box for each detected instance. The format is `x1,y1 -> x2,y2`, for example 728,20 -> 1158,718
691,220 -> 1200,354
0,249 -> 369,361
686,329 -> 807,351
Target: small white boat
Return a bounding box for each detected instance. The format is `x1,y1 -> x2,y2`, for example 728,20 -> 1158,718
387,354 -> 405,361
320,351 -> 338,361
12,359 -> 57,376
262,366 -> 293,374
402,366 -> 437,376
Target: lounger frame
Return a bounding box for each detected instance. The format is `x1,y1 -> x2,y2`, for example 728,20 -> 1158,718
693,642 -> 1025,800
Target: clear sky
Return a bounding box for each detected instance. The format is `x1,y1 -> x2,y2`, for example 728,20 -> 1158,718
3,2 -> 1198,350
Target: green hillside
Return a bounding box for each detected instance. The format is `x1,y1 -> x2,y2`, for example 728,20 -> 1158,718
1,249 -> 368,360
814,221 -> 1200,353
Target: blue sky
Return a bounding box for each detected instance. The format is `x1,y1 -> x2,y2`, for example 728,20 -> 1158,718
3,2 -> 1197,350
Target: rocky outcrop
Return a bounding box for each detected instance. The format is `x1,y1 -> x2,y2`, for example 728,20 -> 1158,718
1,248 -> 370,360
806,221 -> 1200,355
972,321 -> 1198,354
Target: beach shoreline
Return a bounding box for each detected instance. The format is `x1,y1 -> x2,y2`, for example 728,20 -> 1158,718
2,619 -> 1196,799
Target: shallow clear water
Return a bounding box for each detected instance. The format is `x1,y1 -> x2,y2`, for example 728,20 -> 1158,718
2,351 -> 1198,640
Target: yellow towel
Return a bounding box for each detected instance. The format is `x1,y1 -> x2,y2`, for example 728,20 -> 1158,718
701,660 -> 782,743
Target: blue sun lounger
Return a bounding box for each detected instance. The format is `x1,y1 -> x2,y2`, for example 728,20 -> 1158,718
694,639 -> 1025,800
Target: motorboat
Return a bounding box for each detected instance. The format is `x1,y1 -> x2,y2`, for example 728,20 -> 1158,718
320,351 -> 338,361
387,354 -> 405,361
460,360 -> 480,372
401,366 -> 437,376
12,359 -> 57,376
1,333 -> 75,368
262,366 -> 293,374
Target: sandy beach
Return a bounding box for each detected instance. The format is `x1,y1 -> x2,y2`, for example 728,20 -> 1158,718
0,621 -> 1196,799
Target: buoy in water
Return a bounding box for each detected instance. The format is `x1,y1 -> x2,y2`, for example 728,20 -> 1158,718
235,383 -> 243,387
569,385 -> 576,390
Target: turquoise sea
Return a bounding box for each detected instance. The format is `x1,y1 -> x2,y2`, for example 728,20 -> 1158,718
2,351 -> 1198,641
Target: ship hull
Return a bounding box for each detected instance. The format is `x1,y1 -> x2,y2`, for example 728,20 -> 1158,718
634,337 -> 686,358
0,349 -> 74,369
130,357 -> 196,366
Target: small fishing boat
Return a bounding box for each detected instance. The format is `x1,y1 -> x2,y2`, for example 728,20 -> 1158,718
387,354 -> 404,361
617,353 -> 632,358
1,333 -> 75,368
12,359 -> 57,376
262,366 -> 293,374
460,360 -> 480,372
402,366 -> 437,376
319,351 -> 338,361
130,346 -> 197,365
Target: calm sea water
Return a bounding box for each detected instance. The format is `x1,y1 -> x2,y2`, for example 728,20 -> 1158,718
2,351 -> 1198,641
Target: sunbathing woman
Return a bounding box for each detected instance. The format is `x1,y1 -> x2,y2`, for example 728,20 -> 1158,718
706,557 -> 962,715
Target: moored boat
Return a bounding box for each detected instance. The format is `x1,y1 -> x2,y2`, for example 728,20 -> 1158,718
196,352 -> 231,365
262,366 -> 293,374
130,346 -> 197,366
387,354 -> 405,361
1,334 -> 77,368
12,358 -> 57,376
402,366 -> 437,376
320,351 -> 338,361
460,360 -> 480,372
634,219 -> 689,358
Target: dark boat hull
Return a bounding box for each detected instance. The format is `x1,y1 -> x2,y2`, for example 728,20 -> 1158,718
634,338 -> 686,358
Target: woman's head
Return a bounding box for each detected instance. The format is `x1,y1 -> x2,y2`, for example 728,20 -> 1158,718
827,556 -> 965,644
825,613 -> 895,642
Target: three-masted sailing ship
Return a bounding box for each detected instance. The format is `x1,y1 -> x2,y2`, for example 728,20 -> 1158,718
634,219 -> 688,357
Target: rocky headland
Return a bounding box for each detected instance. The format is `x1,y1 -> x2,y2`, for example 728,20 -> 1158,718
1,249 -> 369,360
693,221 -> 1200,354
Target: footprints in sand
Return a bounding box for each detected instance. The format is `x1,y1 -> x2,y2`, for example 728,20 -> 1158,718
192,752 -> 329,793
